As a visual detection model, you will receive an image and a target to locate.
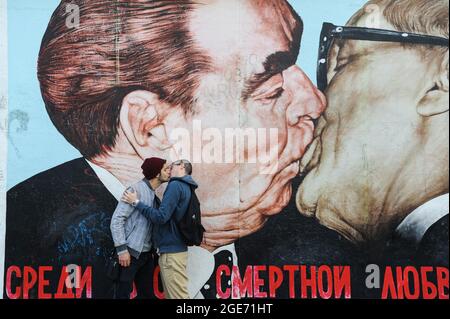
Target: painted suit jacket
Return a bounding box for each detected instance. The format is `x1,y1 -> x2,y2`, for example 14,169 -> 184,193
3,158 -> 159,299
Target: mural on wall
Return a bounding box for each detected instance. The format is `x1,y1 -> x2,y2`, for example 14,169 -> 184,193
1,0 -> 448,299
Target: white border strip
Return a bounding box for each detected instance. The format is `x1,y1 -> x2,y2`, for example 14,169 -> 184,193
0,0 -> 8,300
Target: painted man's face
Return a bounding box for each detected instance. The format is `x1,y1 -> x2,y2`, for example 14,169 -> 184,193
296,12 -> 449,244
154,0 -> 326,248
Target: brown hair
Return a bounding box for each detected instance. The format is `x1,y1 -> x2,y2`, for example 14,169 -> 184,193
38,0 -> 211,159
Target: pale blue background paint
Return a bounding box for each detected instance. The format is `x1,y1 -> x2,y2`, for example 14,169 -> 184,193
7,0 -> 367,189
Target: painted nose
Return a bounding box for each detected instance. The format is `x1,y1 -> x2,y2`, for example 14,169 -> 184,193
284,65 -> 327,126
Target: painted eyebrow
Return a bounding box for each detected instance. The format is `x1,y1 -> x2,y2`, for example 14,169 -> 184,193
241,51 -> 297,101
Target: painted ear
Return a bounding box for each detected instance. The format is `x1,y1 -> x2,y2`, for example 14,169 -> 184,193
326,42 -> 340,85
417,52 -> 449,117
119,90 -> 171,151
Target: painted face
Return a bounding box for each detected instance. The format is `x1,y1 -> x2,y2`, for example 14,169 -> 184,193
147,0 -> 326,248
296,12 -> 449,243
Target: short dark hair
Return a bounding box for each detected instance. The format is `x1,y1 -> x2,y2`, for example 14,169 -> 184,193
38,0 -> 211,159
183,162 -> 193,176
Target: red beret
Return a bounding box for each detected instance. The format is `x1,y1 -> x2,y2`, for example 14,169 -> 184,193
141,157 -> 167,180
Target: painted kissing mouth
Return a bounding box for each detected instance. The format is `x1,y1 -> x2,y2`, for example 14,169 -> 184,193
298,116 -> 327,177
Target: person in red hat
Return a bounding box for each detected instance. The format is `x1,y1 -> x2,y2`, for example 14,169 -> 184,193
110,157 -> 171,299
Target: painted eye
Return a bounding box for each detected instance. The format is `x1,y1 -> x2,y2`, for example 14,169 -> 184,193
251,73 -> 284,104
263,87 -> 284,100
427,83 -> 439,93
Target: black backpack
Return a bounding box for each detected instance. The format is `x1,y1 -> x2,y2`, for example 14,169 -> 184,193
177,185 -> 205,246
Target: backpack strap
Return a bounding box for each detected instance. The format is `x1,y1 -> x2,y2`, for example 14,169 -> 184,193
176,184 -> 194,223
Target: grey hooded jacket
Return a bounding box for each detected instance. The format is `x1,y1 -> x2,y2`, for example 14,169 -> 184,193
110,179 -> 157,258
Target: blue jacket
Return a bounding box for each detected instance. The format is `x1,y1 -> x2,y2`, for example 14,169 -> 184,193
136,175 -> 198,254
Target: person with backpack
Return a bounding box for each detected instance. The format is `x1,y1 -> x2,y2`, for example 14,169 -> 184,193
110,157 -> 171,299
121,159 -> 200,299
